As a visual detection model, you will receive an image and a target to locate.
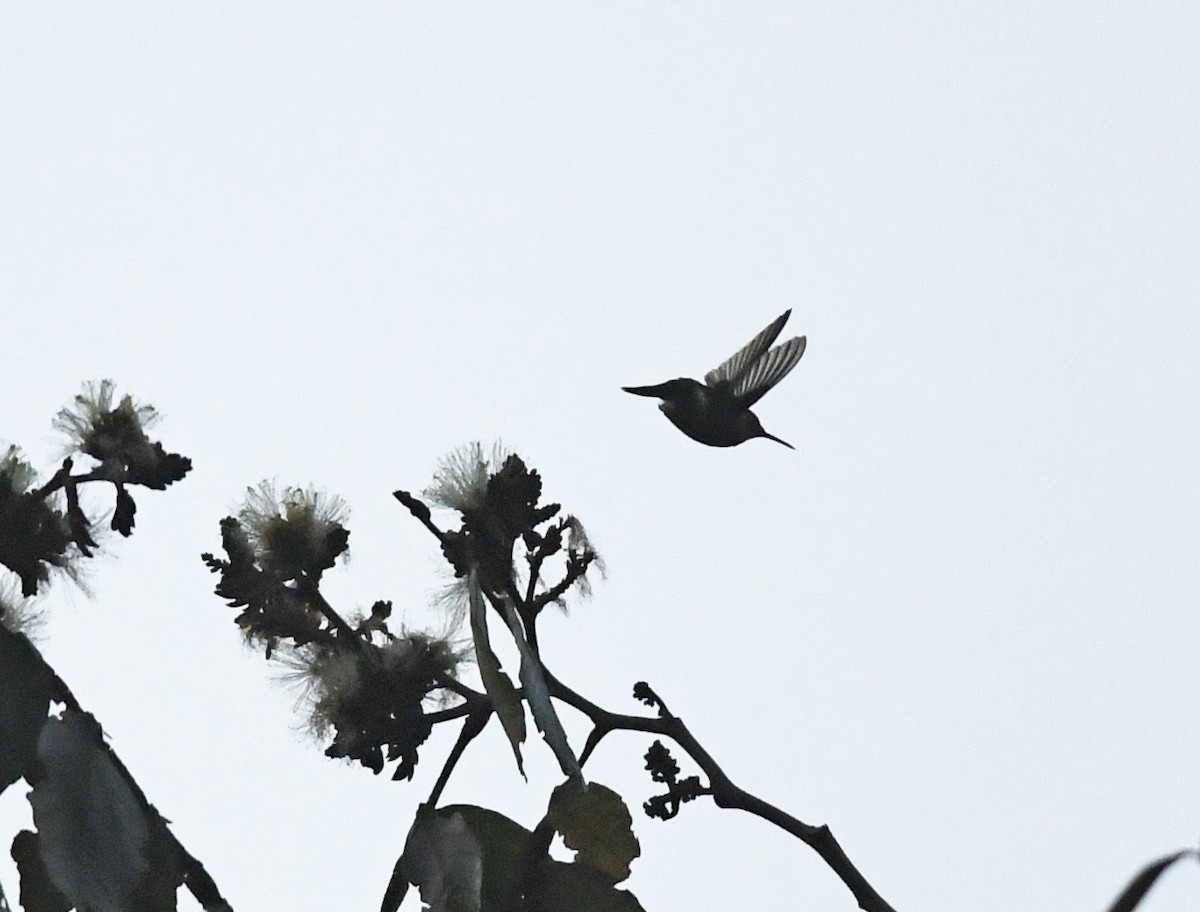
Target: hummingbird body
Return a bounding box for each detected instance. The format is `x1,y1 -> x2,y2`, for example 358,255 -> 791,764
623,310 -> 806,449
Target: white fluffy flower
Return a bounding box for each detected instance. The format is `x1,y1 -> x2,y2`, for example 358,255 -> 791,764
423,442 -> 513,513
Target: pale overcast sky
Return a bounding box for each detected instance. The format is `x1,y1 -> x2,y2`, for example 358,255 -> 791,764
2,4 -> 1198,911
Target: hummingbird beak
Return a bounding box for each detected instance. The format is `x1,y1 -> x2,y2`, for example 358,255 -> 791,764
760,430 -> 795,450
622,383 -> 672,398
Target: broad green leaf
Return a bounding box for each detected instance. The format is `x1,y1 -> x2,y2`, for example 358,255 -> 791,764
548,781 -> 641,884
468,570 -> 526,776
498,594 -> 580,780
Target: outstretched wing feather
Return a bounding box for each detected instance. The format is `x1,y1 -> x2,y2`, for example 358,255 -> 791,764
731,336 -> 807,407
704,310 -> 791,388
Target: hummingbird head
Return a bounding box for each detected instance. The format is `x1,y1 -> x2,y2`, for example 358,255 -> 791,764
738,412 -> 794,449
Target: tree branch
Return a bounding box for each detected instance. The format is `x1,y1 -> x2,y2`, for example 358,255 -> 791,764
425,709 -> 491,808
298,582 -> 363,647
544,670 -> 898,912
33,458 -> 108,499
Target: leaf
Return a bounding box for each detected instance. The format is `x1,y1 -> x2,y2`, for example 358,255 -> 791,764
393,806 -> 645,912
124,441 -> 191,490
497,593 -> 580,779
468,570 -> 526,777
11,830 -> 71,912
398,804 -> 536,912
28,711 -> 181,912
64,482 -> 97,556
451,805 -> 536,911
0,489 -> 72,596
529,859 -> 647,912
137,813 -> 185,912
1105,850 -> 1199,912
112,484 -> 137,536
399,808 -> 484,912
548,781 -> 641,884
402,805 -> 537,912
379,856 -> 410,912
0,628 -> 52,795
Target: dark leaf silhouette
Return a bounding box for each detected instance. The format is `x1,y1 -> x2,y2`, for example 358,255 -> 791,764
0,628 -> 53,794
11,830 -> 72,912
1105,850 -> 1198,912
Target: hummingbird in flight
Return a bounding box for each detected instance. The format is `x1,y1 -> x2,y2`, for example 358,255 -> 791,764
623,309 -> 806,449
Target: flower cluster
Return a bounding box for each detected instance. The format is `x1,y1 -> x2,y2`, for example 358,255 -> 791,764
425,446 -> 561,593
291,629 -> 467,779
202,482 -> 351,652
54,381 -> 191,491
204,484 -> 466,779
0,579 -> 44,637
415,444 -> 602,616
208,445 -> 606,785
0,446 -> 73,596
1,383 -> 191,603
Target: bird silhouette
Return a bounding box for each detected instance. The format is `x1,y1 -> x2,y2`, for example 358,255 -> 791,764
623,309 -> 806,449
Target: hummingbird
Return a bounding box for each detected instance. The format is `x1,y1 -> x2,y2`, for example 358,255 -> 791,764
623,309 -> 806,449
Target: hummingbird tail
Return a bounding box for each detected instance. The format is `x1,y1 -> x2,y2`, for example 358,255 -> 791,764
622,384 -> 667,397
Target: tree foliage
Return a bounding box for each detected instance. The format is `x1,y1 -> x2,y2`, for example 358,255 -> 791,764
0,385 -> 1193,912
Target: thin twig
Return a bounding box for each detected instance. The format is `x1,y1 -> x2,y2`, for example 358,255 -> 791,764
300,583 -> 363,647
423,703 -> 474,725
528,553 -> 592,612
524,547 -> 545,607
434,673 -> 485,704
392,490 -> 446,542
33,459 -> 109,499
425,710 -> 491,808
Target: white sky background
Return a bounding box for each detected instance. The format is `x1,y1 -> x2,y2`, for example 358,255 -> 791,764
1,3 -> 1198,910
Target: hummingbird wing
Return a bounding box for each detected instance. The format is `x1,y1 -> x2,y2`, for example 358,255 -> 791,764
729,335 -> 806,407
704,309 -> 792,389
